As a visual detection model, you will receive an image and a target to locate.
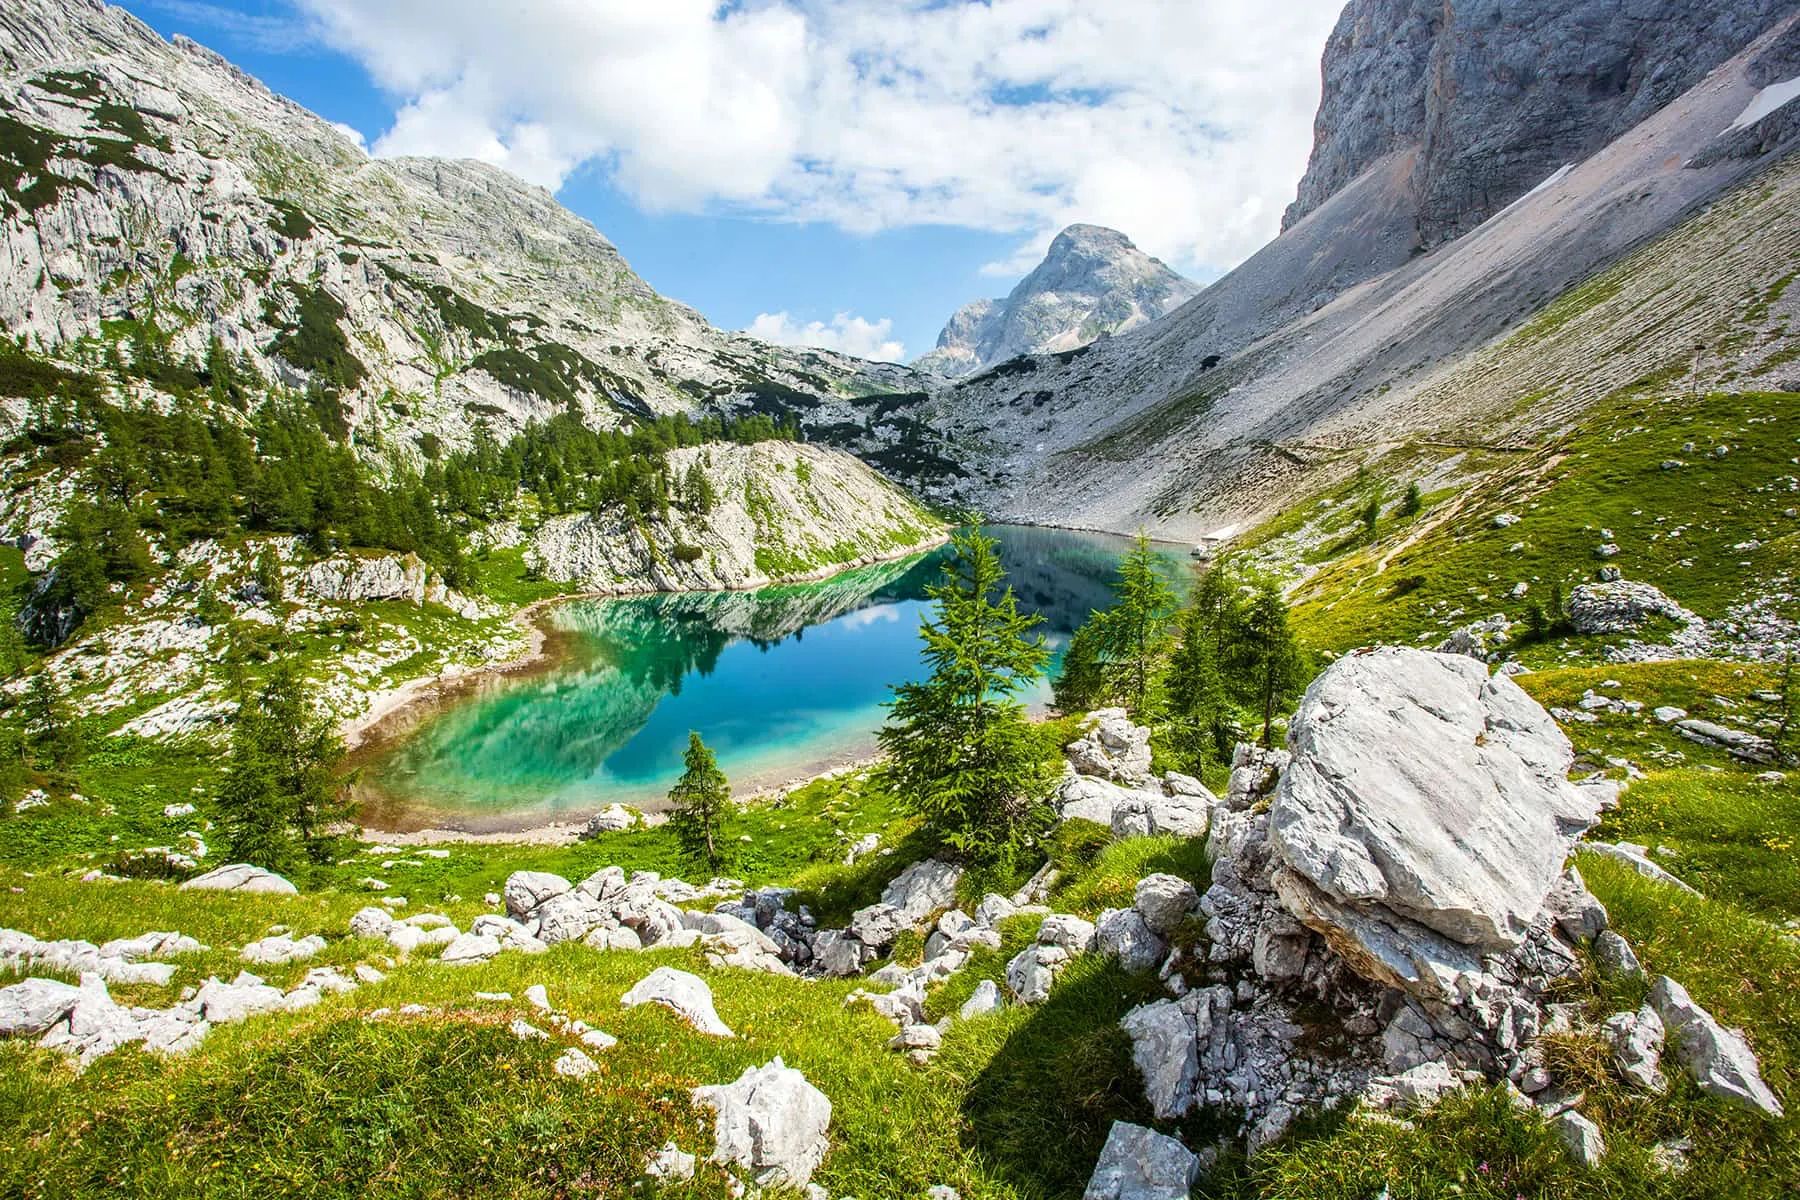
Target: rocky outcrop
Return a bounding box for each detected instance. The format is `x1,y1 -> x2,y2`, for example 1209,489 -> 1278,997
915,225 -> 1197,378
692,1057 -> 832,1188
526,442 -> 943,595
1268,648 -> 1602,999
1284,0 -> 1799,243
178,864 -> 296,895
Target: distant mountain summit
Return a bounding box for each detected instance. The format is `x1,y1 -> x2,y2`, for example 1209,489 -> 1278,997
914,224 -> 1198,378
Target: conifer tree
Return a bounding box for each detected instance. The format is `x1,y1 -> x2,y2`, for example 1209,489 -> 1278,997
1166,563 -> 1243,764
216,659 -> 349,872
878,524 -> 1055,861
22,671 -> 79,772
1400,482 -> 1423,516
667,731 -> 731,873
1101,532 -> 1178,715
1052,619 -> 1107,713
1237,581 -> 1308,747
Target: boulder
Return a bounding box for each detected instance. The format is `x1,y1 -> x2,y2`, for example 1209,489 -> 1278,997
1056,771 -> 1135,826
1566,580 -> 1696,635
1133,874 -> 1198,934
1005,943 -> 1071,1004
848,903 -> 908,949
503,871 -> 573,920
973,893 -> 1019,928
1095,908 -> 1166,974
1110,788 -> 1209,839
438,932 -> 501,965
1120,999 -> 1199,1119
0,978 -> 81,1036
180,864 -> 296,895
1363,1061 -> 1464,1111
533,891 -> 608,944
880,859 -> 963,924
1602,1005 -> 1666,1093
1082,1121 -> 1199,1200
582,804 -> 640,835
1593,930 -> 1642,980
1555,1110 -> 1606,1167
1066,708 -> 1154,784
1268,648 -> 1601,1000
194,972 -> 288,1023
692,1056 -> 832,1188
621,966 -> 734,1037
348,906 -> 396,938
811,930 -> 867,977
1649,976 -> 1784,1117
959,978 -> 1003,1020
240,933 -> 326,965
1037,914 -> 1097,953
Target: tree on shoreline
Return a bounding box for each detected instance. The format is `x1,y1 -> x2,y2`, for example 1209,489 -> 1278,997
879,524 -> 1056,862
216,659 -> 349,872
668,731 -> 731,874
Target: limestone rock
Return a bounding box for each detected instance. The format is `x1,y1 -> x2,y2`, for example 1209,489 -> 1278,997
1120,999 -> 1200,1120
1269,648 -> 1600,1000
1133,874 -> 1198,935
645,1142 -> 696,1183
1567,580 -> 1698,635
1095,908 -> 1166,974
880,859 -> 963,925
1110,788 -> 1209,840
959,979 -> 1003,1020
1036,914 -> 1097,954
1082,1121 -> 1199,1200
1555,1110 -> 1606,1167
240,933 -> 325,965
1649,975 -> 1784,1117
0,978 -> 81,1036
693,1057 -> 832,1188
438,932 -> 501,965
503,871 -> 573,921
1593,930 -> 1643,980
180,863 -> 295,895
1005,943 -> 1072,1005
621,966 -> 734,1038
1066,708 -> 1154,784
1602,1005 -> 1667,1093
581,804 -> 641,835
553,1047 -> 598,1079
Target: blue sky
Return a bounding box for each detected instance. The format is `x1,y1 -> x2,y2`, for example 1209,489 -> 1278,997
115,0 -> 1342,362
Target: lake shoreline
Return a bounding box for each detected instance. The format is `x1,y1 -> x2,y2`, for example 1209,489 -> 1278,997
340,533 -> 952,827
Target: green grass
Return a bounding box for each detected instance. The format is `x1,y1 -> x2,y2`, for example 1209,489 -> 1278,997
1274,390 -> 1800,654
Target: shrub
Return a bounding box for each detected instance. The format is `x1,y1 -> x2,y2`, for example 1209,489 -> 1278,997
671,543 -> 705,564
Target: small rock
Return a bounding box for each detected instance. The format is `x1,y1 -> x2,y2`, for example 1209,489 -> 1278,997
692,1056 -> 832,1188
1554,1110 -> 1605,1167
553,1047 -> 597,1078
1082,1120 -> 1199,1200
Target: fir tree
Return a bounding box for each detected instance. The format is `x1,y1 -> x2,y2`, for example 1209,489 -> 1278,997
878,524 -> 1056,861
22,671 -> 79,772
1101,532 -> 1178,716
216,659 -> 349,872
1237,582 -> 1308,747
667,731 -> 731,874
1052,618 -> 1107,713
253,545 -> 285,605
1400,482 -> 1423,516
1360,495 -> 1381,541
1166,564 -> 1243,765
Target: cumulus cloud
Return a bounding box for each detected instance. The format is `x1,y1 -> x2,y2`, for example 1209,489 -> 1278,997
328,121 -> 367,151
745,312 -> 907,362
296,0 -> 1343,276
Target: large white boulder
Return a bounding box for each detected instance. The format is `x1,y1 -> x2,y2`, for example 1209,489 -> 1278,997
503,871 -> 573,920
621,966 -> 734,1037
1267,648 -> 1602,999
881,859 -> 963,925
1082,1121 -> 1200,1200
693,1056 -> 832,1188
180,864 -> 296,895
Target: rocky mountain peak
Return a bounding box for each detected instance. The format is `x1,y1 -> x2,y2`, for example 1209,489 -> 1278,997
914,223 -> 1198,379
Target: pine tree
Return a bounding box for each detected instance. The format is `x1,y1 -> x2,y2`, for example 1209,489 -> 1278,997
1400,482 -> 1423,516
1101,532 -> 1178,716
681,462 -> 716,515
1360,495 -> 1381,541
1053,617 -> 1107,713
216,659 -> 349,872
1166,564 -> 1242,765
1237,582 -> 1308,747
667,731 -> 731,874
878,524 -> 1056,861
253,545 -> 285,605
22,671 -> 79,772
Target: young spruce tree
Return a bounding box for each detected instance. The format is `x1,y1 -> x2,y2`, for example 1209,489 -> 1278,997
879,524 -> 1055,861
1101,532 -> 1179,716
1237,581 -> 1308,747
217,658 -> 349,873
668,731 -> 731,874
1165,563 -> 1243,765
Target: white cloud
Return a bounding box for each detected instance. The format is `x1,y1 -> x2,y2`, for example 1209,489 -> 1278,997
328,121 -> 367,151
296,0 -> 1344,277
745,312 -> 907,362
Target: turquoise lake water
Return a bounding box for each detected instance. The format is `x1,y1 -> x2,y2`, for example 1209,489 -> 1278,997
355,525 -> 1189,829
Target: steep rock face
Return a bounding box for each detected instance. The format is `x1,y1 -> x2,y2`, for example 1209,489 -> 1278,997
931,6 -> 1800,537
1284,0 -> 1800,244
914,225 -> 1196,379
0,0 -> 934,467
525,441 -> 943,594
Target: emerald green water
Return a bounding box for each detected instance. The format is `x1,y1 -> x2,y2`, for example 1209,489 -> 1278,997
354,526 -> 1188,829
